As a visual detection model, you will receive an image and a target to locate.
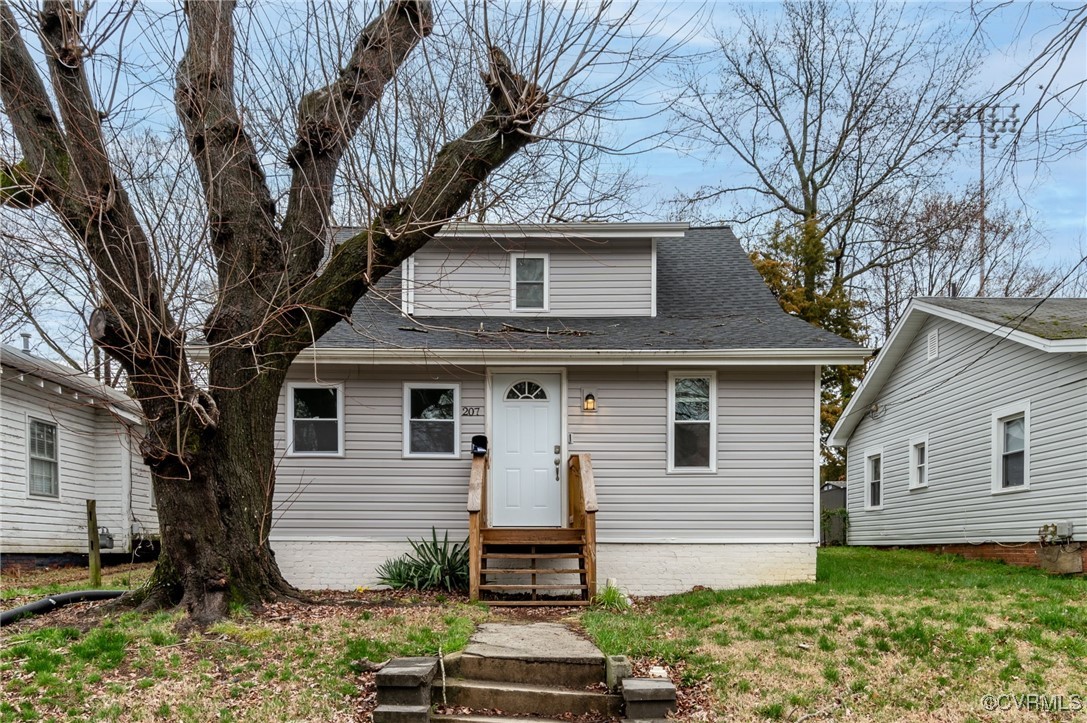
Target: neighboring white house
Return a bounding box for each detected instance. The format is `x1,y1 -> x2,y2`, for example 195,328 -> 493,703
0,342 -> 158,558
269,223 -> 868,596
828,297 -> 1087,565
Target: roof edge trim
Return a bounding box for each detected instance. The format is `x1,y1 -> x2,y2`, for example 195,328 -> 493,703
436,221 -> 690,240
292,347 -> 871,366
913,299 -> 1087,352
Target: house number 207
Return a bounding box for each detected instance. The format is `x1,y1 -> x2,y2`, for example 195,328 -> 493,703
462,406 -> 482,416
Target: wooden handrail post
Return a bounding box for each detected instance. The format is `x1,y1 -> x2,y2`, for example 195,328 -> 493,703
568,453 -> 598,599
468,455 -> 487,602
585,510 -> 597,599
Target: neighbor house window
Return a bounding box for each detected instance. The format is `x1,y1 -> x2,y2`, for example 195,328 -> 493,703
404,384 -> 460,458
28,418 -> 59,497
992,401 -> 1029,492
909,434 -> 928,490
864,448 -> 883,510
510,253 -> 548,311
667,372 -> 716,473
287,383 -> 344,456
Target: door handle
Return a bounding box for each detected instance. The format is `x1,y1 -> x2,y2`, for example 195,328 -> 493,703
554,457 -> 560,480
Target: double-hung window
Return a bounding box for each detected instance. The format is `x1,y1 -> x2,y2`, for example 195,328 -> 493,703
667,372 -> 716,472
28,418 -> 59,497
992,401 -> 1029,492
510,253 -> 548,311
909,434 -> 928,490
404,384 -> 460,458
864,448 -> 883,510
287,383 -> 344,456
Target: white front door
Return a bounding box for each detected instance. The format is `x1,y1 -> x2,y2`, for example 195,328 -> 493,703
490,373 -> 563,527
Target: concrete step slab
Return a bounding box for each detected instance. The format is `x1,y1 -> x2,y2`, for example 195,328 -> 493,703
372,704 -> 429,723
435,678 -> 622,718
446,623 -> 605,687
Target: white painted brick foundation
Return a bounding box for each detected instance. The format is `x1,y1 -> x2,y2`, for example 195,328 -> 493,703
598,543 -> 817,596
271,540 -> 412,591
272,539 -> 817,594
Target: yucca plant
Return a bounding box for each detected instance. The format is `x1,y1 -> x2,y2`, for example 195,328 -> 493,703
376,528 -> 470,592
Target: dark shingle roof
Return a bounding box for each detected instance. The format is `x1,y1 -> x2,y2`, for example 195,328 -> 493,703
919,297 -> 1087,340
318,226 -> 860,352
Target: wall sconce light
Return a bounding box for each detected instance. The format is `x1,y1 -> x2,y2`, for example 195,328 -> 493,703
583,392 -> 597,413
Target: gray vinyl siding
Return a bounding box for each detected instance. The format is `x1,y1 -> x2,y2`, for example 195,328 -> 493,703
846,316 -> 1087,545
0,372 -> 157,554
569,367 -> 817,541
270,365 -> 819,542
409,237 -> 653,316
272,367 -> 485,539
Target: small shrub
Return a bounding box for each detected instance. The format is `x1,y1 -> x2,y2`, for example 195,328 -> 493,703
376,528 -> 469,592
592,584 -> 631,612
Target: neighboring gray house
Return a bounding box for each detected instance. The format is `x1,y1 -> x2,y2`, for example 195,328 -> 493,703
0,343 -> 158,558
270,222 -> 867,600
828,297 -> 1087,565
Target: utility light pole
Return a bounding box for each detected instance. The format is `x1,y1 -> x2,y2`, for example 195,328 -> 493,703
934,104 -> 1020,296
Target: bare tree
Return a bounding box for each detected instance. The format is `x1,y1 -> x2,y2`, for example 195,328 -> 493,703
861,189 -> 1069,340
973,2 -> 1087,163
1,127 -> 214,377
0,0 -> 682,624
671,0 -> 980,285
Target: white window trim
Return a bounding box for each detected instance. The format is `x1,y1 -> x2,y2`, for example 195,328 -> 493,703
286,382 -> 345,457
509,252 -> 550,313
991,400 -> 1030,494
908,433 -> 929,490
864,446 -> 883,510
666,370 -> 717,474
403,382 -> 461,459
26,415 -> 60,499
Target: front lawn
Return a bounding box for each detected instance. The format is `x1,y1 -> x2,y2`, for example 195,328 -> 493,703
583,547 -> 1086,721
1,548 -> 1083,721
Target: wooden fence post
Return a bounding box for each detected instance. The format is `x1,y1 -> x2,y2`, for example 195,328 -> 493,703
87,500 -> 101,588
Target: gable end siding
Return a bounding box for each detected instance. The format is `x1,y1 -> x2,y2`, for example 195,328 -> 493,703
408,238 -> 653,317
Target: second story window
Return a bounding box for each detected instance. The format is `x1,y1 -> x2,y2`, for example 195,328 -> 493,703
511,253 -> 548,311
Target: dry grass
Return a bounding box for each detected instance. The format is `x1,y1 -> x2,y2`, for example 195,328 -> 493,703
2,549 -> 1084,722
583,548 -> 1087,722
1,563 -> 155,606
1,588 -> 487,722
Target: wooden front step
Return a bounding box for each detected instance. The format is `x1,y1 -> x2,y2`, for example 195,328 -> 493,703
482,568 -> 587,575
482,552 -> 582,560
482,599 -> 590,607
475,527 -> 592,606
480,584 -> 588,591
482,527 -> 585,545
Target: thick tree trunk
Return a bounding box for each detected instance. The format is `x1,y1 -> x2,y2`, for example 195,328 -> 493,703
141,362 -> 298,625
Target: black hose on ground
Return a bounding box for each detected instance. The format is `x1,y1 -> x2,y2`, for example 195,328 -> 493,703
0,590 -> 125,627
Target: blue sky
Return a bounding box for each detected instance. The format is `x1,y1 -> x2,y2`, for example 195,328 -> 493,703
615,1 -> 1085,267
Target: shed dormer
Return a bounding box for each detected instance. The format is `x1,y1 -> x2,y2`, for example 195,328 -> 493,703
400,222 -> 688,318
